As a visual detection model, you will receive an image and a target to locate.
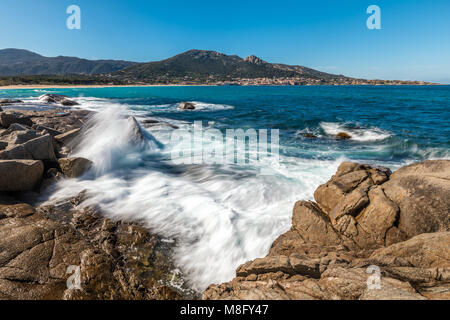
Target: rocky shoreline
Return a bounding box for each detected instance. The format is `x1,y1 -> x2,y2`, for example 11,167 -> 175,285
203,160 -> 450,300
0,96 -> 449,300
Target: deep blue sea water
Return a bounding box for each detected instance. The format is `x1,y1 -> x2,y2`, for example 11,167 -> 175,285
1,85 -> 449,291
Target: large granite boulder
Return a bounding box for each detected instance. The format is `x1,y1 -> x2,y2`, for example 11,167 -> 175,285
32,124 -> 63,137
39,94 -> 66,103
0,197 -> 187,300
0,160 -> 44,191
178,102 -> 195,110
22,134 -> 57,161
369,232 -> 450,268
128,116 -> 145,143
203,160 -> 450,300
38,94 -> 79,106
0,111 -> 33,128
0,99 -> 23,105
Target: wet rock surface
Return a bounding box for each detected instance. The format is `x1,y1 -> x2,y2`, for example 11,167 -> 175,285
203,161 -> 450,300
178,102 -> 196,110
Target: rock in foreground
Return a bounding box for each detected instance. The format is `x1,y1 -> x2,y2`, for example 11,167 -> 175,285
203,160 -> 450,300
38,94 -> 79,106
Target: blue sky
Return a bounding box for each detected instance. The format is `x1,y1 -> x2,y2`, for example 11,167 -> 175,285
0,0 -> 449,83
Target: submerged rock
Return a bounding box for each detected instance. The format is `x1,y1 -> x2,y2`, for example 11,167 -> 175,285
54,128 -> 81,145
203,160 -> 450,300
0,160 -> 44,191
381,160 -> 450,238
178,102 -> 196,110
142,119 -> 179,129
128,116 -> 145,143
0,99 -> 23,105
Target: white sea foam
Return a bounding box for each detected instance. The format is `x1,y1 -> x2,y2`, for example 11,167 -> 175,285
44,104 -> 341,292
320,122 -> 391,141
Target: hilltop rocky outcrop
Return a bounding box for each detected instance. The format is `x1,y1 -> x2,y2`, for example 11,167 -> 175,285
203,160 -> 450,300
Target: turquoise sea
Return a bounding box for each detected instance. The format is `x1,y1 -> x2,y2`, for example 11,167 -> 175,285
1,85 -> 449,291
